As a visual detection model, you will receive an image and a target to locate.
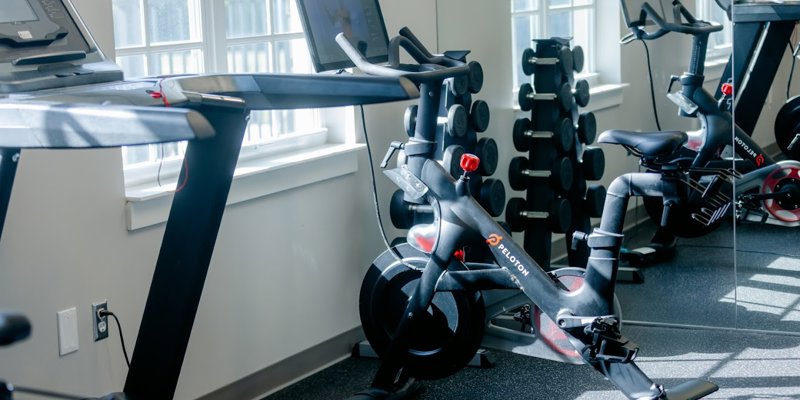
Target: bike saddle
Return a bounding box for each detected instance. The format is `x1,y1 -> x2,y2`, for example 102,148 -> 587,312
598,130 -> 688,158
0,312 -> 30,346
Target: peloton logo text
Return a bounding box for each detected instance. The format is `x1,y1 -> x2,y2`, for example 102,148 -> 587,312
486,234 -> 530,276
735,137 -> 763,166
497,244 -> 530,277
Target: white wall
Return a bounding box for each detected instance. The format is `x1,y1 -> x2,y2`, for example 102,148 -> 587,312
0,1 -> 434,400
0,1 -> 793,399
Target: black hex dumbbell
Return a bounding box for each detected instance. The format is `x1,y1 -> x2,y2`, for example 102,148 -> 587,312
448,75 -> 469,96
581,147 -> 605,181
404,105 -> 417,137
572,46 -> 585,73
444,104 -> 468,137
475,137 -> 498,176
584,184 -> 607,218
513,117 -> 574,153
390,190 -> 434,229
478,178 -> 506,218
509,156 -> 574,192
577,112 -> 597,145
518,80 -> 590,112
442,145 -> 465,178
505,197 -> 572,233
467,61 -> 484,94
469,100 -> 490,133
521,47 -> 573,76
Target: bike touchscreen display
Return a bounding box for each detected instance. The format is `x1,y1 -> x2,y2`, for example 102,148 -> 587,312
1,0 -> 39,24
621,0 -> 671,27
296,0 -> 390,72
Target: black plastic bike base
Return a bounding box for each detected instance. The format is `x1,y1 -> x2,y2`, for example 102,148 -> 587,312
665,379 -> 718,400
352,341 -> 494,369
617,266 -> 645,284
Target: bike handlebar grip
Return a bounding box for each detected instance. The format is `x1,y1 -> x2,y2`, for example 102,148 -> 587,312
388,36 -> 441,67
337,33 -> 470,83
336,33 -> 405,78
399,27 -> 435,60
635,1 -> 722,40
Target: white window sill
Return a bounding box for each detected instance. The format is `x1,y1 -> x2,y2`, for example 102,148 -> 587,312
125,143 -> 364,230
582,83 -> 628,113
513,82 -> 627,114
704,57 -> 729,82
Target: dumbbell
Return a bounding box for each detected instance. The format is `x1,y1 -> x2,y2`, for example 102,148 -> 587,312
443,104 -> 468,137
572,46 -> 585,73
468,61 -> 484,94
404,105 -> 417,137
584,184 -> 607,218
448,74 -> 469,96
442,145 -> 465,178
521,47 -> 573,76
505,197 -> 572,233
512,117 -> 574,153
518,80 -> 590,112
443,90 -> 471,110
479,178 -> 506,217
508,156 -> 574,192
390,190 -> 434,229
581,147 -> 605,181
475,137 -> 498,176
577,112 -> 597,145
470,100 -> 490,133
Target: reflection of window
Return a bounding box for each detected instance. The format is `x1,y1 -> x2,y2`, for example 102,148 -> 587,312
697,0 -> 732,60
112,0 -> 322,186
510,0 -> 596,88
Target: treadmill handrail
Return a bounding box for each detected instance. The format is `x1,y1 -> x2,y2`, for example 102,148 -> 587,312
157,73 -> 420,110
0,102 -> 214,149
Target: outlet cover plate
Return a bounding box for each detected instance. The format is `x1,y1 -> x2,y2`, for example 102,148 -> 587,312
57,307 -> 79,356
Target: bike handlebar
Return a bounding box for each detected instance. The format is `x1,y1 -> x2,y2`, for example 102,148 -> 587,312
625,1 -> 722,42
336,27 -> 469,85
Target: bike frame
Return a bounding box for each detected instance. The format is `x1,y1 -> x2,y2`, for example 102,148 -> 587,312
626,1 -> 793,224
375,77 -> 675,396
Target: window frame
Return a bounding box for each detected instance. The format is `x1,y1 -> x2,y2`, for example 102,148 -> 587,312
510,0 -> 598,90
696,0 -> 732,62
113,0 -> 329,189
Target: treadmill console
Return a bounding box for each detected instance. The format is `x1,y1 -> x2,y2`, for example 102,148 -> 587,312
0,0 -> 122,94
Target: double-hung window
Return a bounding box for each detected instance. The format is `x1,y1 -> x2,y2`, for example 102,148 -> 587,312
511,0 -> 596,89
112,0 -> 322,188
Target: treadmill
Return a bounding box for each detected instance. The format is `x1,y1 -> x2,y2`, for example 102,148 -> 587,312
0,1 -> 420,399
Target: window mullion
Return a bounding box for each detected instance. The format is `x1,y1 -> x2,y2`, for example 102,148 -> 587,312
141,0 -> 151,75
267,0 -> 275,35
541,0 -> 548,40
206,0 -> 227,72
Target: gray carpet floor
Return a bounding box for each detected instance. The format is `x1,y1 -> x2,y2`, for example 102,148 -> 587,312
265,219 -> 800,399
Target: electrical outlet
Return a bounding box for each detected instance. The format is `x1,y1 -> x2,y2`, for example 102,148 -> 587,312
92,301 -> 108,341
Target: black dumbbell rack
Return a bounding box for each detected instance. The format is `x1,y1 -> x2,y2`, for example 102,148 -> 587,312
508,38 -> 606,270
389,60 -> 507,252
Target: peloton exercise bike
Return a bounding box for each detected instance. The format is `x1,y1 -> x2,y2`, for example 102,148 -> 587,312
603,0 -> 800,249
308,1 -> 719,398
0,0 -> 420,399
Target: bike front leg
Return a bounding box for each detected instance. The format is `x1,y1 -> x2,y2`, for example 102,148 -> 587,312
370,222 -> 463,391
